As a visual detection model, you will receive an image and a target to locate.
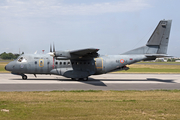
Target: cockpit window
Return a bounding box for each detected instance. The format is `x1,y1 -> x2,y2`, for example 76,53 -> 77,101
17,57 -> 27,63
18,57 -> 23,62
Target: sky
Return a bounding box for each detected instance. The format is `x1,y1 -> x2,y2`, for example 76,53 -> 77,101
0,0 -> 180,57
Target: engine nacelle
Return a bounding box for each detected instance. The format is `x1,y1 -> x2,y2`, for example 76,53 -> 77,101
56,57 -> 69,60
55,51 -> 71,58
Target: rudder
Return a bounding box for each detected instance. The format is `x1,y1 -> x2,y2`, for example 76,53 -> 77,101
146,20 -> 172,54
122,19 -> 172,55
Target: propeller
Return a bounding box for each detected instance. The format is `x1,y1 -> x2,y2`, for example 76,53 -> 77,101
53,43 -> 55,53
50,44 -> 52,52
48,43 -> 56,69
48,43 -> 55,57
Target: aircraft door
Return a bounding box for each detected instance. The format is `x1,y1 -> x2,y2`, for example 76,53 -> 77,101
38,58 -> 51,73
38,59 -> 45,73
95,58 -> 104,74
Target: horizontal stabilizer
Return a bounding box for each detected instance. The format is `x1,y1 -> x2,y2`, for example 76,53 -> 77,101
145,54 -> 172,58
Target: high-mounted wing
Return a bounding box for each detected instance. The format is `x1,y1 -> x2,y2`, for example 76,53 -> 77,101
52,48 -> 99,60
70,48 -> 99,56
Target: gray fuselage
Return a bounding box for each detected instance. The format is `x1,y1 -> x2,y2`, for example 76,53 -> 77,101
5,54 -> 146,78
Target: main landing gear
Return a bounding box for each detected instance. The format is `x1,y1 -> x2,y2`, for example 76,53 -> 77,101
22,75 -> 27,80
71,77 -> 88,81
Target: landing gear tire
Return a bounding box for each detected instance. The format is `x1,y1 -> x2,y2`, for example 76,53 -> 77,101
79,77 -> 88,81
75,78 -> 79,81
71,78 -> 79,81
71,77 -> 88,81
83,77 -> 88,81
22,75 -> 27,80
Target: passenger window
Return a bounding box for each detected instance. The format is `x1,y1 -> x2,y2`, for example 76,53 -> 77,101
47,62 -> 50,64
35,61 -> 37,64
60,62 -> 62,65
64,62 -> 66,65
55,62 -> 58,65
68,62 -> 70,65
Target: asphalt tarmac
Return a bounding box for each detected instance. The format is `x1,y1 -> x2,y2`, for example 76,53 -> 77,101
0,73 -> 180,91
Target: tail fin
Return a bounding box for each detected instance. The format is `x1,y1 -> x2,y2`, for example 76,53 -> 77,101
122,20 -> 172,55
146,20 -> 172,54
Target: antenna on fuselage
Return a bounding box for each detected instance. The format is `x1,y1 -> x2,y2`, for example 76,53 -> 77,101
34,51 -> 37,54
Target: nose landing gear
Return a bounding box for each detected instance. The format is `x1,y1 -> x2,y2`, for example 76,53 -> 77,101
11,73 -> 28,80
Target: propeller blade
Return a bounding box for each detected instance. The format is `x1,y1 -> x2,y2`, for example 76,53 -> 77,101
48,43 -> 56,57
53,43 -> 55,52
50,44 -> 52,52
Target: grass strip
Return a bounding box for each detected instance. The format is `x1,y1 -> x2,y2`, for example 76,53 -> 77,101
0,62 -> 9,73
118,68 -> 180,73
0,90 -> 180,120
138,62 -> 180,64
118,64 -> 180,73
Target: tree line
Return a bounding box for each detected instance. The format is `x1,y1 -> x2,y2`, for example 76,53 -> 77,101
0,52 -> 20,60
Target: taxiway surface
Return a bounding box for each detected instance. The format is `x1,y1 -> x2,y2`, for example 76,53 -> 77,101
0,73 -> 180,91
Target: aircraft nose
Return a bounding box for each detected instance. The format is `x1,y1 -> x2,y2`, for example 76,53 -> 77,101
5,64 -> 10,71
5,62 -> 14,71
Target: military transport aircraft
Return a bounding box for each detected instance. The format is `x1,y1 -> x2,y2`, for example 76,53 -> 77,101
5,20 -> 172,80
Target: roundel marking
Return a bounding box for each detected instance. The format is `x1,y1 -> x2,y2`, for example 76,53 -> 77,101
120,59 -> 124,63
20,64 -> 24,68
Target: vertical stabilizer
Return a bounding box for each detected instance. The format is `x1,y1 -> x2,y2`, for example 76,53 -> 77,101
146,20 -> 172,54
122,20 -> 172,55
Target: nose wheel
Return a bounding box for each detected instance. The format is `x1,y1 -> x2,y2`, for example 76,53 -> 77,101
22,75 -> 27,80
